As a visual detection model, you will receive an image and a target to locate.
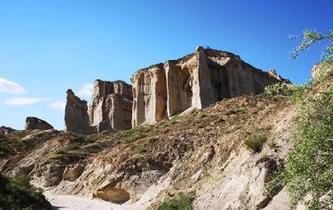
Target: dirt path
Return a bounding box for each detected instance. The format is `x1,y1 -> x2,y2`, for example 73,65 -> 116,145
44,192 -> 123,210
44,173 -> 171,210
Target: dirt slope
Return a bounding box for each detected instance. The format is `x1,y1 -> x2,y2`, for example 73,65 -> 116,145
0,95 -> 295,209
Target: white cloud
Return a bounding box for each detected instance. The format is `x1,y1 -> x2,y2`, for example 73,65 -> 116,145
50,100 -> 66,111
5,97 -> 46,106
0,77 -> 25,94
78,83 -> 93,98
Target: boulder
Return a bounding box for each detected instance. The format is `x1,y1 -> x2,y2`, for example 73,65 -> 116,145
88,80 -> 132,132
93,184 -> 130,204
65,89 -> 94,134
25,117 -> 53,130
131,47 -> 288,127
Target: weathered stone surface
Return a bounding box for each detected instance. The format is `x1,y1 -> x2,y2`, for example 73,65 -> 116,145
88,80 -> 132,132
65,89 -> 94,134
93,184 -> 130,204
25,117 -> 54,130
0,126 -> 15,136
63,164 -> 85,182
131,47 -> 288,127
132,65 -> 167,126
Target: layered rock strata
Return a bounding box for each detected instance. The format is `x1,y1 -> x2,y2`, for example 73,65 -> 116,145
88,80 -> 132,132
132,47 -> 287,127
65,80 -> 132,134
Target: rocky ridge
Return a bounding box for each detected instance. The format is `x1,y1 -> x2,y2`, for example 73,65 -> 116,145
25,117 -> 54,130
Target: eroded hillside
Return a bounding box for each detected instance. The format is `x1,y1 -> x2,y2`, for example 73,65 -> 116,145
0,93 -> 295,210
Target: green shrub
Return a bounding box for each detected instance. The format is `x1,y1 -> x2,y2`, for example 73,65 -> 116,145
244,133 -> 267,153
264,83 -> 294,97
135,143 -> 147,153
310,61 -> 333,85
285,85 -> 333,209
0,173 -> 51,210
264,83 -> 309,103
266,169 -> 286,197
158,192 -> 196,210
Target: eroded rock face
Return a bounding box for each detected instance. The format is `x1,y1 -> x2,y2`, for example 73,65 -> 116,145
88,80 -> 132,132
132,47 -> 288,127
25,117 -> 54,130
0,126 -> 16,136
65,80 -> 132,134
93,184 -> 130,204
65,89 -> 94,134
132,65 -> 167,126
63,164 -> 85,182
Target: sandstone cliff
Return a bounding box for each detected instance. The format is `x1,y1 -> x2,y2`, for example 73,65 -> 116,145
88,80 -> 132,132
65,89 -> 93,134
131,47 -> 287,127
65,80 -> 132,134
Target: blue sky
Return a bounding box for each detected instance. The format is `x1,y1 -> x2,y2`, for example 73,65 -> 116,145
0,0 -> 332,129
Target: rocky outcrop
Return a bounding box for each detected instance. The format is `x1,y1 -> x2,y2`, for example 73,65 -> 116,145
65,80 -> 132,134
25,117 -> 54,130
93,184 -> 130,204
65,89 -> 94,134
131,47 -> 288,127
88,80 -> 132,132
63,164 -> 85,182
0,126 -> 15,136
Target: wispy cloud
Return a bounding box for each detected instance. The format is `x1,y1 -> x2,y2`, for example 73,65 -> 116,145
4,97 -> 46,106
0,77 -> 25,94
49,100 -> 66,111
78,83 -> 93,98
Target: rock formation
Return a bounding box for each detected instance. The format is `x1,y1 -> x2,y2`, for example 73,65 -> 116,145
63,164 -> 85,182
0,126 -> 15,136
25,117 -> 54,130
64,89 -> 93,134
93,184 -> 130,204
131,47 -> 288,127
65,80 -> 132,134
88,80 -> 132,132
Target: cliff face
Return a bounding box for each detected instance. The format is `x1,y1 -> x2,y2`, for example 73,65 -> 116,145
131,47 -> 287,127
65,89 -> 93,134
65,80 -> 132,134
88,80 -> 133,132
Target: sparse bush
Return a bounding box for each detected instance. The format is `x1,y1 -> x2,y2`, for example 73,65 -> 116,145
158,192 -> 196,210
310,61 -> 333,85
266,169 -> 286,197
0,173 -> 51,210
285,85 -> 333,209
225,108 -> 244,115
244,133 -> 267,153
264,83 -> 295,97
264,83 -> 309,103
135,143 -> 147,153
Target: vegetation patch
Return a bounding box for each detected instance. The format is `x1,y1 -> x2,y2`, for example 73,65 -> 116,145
285,84 -> 333,209
0,173 -> 51,210
244,133 -> 267,153
157,192 -> 196,210
264,83 -> 309,103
